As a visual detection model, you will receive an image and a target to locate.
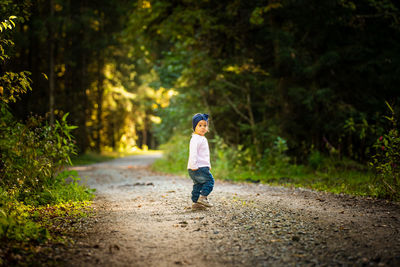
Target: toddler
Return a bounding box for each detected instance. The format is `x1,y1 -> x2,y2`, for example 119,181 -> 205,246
187,113 -> 214,209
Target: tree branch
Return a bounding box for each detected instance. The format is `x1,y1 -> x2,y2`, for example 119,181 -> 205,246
222,92 -> 251,123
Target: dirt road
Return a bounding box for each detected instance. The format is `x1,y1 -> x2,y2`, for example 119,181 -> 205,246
65,154 -> 400,266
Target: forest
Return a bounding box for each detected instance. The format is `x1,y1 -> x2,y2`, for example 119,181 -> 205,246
1,0 -> 400,264
3,0 -> 398,155
8,0 -> 399,191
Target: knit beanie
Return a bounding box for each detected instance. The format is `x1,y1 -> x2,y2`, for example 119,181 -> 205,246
192,113 -> 209,131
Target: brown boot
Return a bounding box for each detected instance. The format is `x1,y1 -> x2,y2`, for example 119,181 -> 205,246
197,195 -> 213,207
192,202 -> 207,210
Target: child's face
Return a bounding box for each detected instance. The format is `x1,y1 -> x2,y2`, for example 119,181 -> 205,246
194,120 -> 208,136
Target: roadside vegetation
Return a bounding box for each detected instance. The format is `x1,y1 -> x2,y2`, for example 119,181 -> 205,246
2,0 -> 398,265
71,152 -> 118,166
153,135 -> 373,197
153,103 -> 399,200
71,149 -> 162,166
5,1 -> 399,201
0,16 -> 94,265
0,105 -> 94,266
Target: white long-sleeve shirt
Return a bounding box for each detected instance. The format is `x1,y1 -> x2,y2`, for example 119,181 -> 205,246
187,133 -> 211,170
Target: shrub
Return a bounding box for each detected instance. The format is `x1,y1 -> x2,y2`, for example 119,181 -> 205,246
38,170 -> 95,205
0,188 -> 49,243
255,136 -> 291,175
0,187 -> 92,245
152,133 -> 189,174
308,150 -> 324,170
0,15 -> 94,261
370,102 -> 400,200
0,104 -> 78,202
211,135 -> 242,179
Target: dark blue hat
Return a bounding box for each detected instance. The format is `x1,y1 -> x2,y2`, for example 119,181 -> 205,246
192,113 -> 209,131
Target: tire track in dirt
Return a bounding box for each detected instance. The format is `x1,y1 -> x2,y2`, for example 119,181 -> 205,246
64,154 -> 400,266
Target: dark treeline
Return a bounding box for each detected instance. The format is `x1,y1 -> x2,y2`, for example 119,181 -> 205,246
3,0 -> 159,153
135,0 -> 400,163
2,0 -> 400,162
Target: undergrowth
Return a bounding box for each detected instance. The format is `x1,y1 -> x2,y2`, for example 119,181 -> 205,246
152,133 -> 377,198
0,17 -> 95,265
71,149 -> 162,166
0,106 -> 94,265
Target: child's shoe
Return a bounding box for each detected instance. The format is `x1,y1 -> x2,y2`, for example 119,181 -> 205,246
192,202 -> 206,210
197,195 -> 213,207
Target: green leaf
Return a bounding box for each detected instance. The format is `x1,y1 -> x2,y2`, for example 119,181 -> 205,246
67,125 -> 78,130
62,113 -> 69,122
385,101 -> 394,112
384,116 -> 392,121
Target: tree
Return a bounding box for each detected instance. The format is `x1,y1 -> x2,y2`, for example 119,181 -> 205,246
128,0 -> 400,162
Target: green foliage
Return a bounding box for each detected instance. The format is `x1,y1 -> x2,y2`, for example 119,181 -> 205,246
153,134 -> 375,197
250,3 -> 283,25
0,71 -> 32,103
152,133 -> 189,175
29,201 -> 92,237
0,15 -> 17,33
0,188 -> 49,243
37,170 -> 95,205
0,108 -> 94,257
0,10 -> 94,264
370,102 -> 400,200
0,105 -> 79,202
131,0 -> 399,201
308,151 -> 324,170
71,152 -> 117,166
2,0 -> 139,153
4,0 -> 399,165
0,15 -> 32,103
211,135 -> 239,179
129,0 -> 400,167
0,16 -> 14,63
0,187 -> 92,245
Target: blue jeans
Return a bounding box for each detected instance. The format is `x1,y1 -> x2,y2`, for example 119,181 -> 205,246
188,167 -> 214,203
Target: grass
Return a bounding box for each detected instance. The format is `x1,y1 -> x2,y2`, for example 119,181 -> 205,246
71,152 -> 117,166
152,156 -> 377,198
71,149 -> 162,166
152,156 -> 187,176
0,197 -> 93,265
0,171 -> 95,266
260,170 -> 374,197
72,147 -> 376,197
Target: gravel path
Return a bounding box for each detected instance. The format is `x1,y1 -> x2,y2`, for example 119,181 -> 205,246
64,154 -> 400,266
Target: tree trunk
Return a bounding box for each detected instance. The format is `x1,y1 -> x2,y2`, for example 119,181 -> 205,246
76,0 -> 89,153
244,83 -> 260,156
96,55 -> 104,153
78,47 -> 89,153
48,0 -> 55,125
142,116 -> 148,150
